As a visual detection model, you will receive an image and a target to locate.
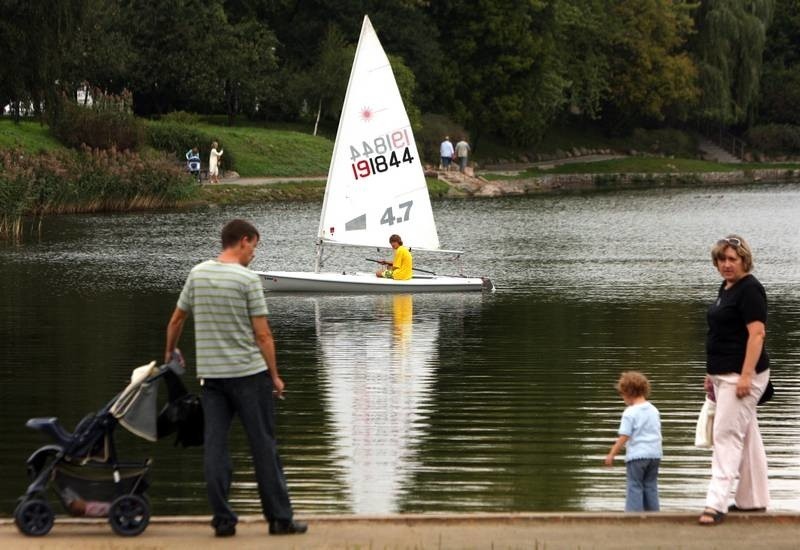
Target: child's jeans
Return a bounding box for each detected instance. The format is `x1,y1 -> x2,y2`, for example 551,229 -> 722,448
626,458 -> 660,512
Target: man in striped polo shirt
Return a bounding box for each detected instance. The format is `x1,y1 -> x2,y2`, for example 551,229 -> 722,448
164,219 -> 307,537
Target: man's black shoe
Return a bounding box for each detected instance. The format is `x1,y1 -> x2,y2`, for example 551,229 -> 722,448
212,520 -> 236,537
269,519 -> 308,535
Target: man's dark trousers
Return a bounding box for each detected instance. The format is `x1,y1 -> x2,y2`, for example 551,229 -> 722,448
202,373 -> 293,525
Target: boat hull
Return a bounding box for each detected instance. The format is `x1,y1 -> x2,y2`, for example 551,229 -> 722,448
257,271 -> 493,293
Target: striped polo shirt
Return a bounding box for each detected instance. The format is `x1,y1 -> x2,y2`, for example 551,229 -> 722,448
177,260 -> 268,378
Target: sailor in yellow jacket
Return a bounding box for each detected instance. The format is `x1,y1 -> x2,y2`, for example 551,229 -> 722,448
375,234 -> 413,280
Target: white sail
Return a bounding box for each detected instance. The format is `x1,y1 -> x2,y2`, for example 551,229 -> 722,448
317,15 -> 440,251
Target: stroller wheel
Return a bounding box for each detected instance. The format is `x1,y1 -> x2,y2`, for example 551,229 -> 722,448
14,498 -> 55,536
109,494 -> 150,536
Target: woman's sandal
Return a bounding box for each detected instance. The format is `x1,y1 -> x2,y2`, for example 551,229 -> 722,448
728,504 -> 766,513
698,508 -> 725,525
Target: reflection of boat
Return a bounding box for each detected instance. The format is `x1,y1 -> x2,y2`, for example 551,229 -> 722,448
315,294 -> 438,513
257,16 -> 492,293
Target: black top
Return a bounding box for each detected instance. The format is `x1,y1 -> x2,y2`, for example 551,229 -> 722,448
706,274 -> 769,375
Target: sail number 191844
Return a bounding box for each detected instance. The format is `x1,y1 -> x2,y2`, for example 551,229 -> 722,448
349,129 -> 415,180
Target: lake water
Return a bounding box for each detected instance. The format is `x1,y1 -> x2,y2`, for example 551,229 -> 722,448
2,183 -> 800,516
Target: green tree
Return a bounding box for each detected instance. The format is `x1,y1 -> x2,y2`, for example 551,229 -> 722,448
388,53 -> 422,132
603,0 -> 699,130
0,0 -> 87,121
758,0 -> 800,124
0,6 -> 28,120
119,0 -> 277,121
692,0 -> 775,126
66,0 -> 132,95
210,15 -> 279,125
264,0 -> 447,113
304,26 -> 354,135
121,0 -> 218,115
429,0 -> 568,146
553,0 -> 611,120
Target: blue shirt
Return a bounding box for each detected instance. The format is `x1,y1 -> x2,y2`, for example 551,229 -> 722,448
618,401 -> 662,461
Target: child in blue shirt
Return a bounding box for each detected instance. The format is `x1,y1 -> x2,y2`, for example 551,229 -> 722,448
604,371 -> 663,512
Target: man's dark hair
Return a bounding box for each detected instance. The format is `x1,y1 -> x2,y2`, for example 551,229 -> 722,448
221,219 -> 260,248
389,234 -> 402,245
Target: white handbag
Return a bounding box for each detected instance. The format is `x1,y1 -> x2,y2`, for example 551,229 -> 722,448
694,397 -> 716,448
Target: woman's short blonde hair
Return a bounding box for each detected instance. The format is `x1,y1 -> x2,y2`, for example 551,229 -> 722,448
616,371 -> 651,399
711,234 -> 753,272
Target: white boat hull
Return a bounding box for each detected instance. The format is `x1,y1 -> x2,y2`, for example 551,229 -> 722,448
257,271 -> 493,293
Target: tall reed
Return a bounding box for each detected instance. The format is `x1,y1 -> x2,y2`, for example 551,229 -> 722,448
0,147 -> 196,241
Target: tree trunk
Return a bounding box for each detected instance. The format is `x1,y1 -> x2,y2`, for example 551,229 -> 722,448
313,98 -> 322,136
225,79 -> 237,127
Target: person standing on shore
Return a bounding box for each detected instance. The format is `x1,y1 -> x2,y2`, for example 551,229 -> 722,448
699,235 -> 770,525
209,141 -> 223,184
604,371 -> 662,512
440,136 -> 454,171
164,219 -> 307,538
455,137 -> 470,173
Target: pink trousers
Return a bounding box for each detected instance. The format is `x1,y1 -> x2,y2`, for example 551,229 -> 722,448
705,370 -> 770,512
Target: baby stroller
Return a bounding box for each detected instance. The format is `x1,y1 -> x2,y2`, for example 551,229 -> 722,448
14,351 -> 202,537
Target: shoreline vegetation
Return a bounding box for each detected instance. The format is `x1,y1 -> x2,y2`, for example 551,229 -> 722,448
2,118 -> 800,240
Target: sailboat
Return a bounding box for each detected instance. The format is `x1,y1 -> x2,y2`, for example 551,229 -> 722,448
257,16 -> 493,293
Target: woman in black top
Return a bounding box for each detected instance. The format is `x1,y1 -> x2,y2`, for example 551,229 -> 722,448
699,235 -> 770,525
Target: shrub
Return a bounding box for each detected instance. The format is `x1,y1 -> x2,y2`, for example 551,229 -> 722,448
745,124 -> 800,155
50,90 -> 145,151
0,147 -> 195,240
631,128 -> 698,157
161,111 -> 201,125
147,121 -> 236,171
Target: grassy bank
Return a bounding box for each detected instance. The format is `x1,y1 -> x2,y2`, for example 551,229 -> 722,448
186,123 -> 332,178
485,157 -> 800,179
0,119 -> 63,152
194,177 -> 449,205
197,180 -> 325,204
2,117 -> 334,178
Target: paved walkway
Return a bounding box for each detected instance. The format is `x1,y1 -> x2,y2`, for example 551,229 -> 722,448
698,138 -> 742,163
212,154 -> 627,186
3,513 -> 800,549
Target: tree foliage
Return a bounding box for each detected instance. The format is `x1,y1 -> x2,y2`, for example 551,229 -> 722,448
692,0 -> 775,125
603,0 -> 699,130
429,0 -> 568,145
0,0 -> 87,119
758,0 -> 800,124
1,0 -> 798,143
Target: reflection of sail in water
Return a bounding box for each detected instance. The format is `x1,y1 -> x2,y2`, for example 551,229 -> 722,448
316,294 -> 439,513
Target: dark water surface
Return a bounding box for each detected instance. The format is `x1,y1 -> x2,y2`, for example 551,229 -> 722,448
2,183 -> 800,515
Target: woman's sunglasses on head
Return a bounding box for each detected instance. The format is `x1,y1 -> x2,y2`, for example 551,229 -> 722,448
718,237 -> 742,247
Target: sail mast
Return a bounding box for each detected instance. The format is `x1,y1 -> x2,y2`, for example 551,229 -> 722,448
315,16 -> 371,272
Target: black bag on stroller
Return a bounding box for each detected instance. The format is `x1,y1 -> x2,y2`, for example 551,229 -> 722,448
14,351 -> 201,537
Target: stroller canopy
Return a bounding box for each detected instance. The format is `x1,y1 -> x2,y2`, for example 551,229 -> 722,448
110,356 -> 192,442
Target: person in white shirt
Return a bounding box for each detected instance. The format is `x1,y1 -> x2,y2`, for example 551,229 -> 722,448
209,142 -> 224,184
440,136 -> 454,171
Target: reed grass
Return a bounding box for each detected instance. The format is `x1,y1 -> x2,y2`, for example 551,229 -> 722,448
0,146 -> 196,240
